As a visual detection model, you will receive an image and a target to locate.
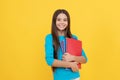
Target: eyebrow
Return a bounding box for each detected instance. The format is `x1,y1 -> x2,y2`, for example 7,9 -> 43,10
56,17 -> 67,19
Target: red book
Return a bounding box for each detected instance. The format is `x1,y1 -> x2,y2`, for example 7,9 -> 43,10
66,38 -> 82,69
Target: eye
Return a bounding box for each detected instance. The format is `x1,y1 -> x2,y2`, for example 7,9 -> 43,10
56,18 -> 61,21
64,19 -> 68,21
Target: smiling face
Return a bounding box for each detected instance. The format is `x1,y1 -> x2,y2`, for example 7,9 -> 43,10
56,13 -> 68,31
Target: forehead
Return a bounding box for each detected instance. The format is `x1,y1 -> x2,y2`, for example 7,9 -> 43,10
57,13 -> 67,18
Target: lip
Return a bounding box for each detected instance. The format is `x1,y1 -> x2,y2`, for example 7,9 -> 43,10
58,24 -> 66,27
58,25 -> 65,28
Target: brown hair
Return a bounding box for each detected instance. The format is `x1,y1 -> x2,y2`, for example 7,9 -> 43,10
51,9 -> 72,72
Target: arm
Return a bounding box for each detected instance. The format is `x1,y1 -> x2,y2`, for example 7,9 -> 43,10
72,49 -> 88,64
62,50 -> 88,64
72,55 -> 87,64
52,59 -> 79,72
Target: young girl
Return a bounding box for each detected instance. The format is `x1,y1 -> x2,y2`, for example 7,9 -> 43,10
45,9 -> 88,80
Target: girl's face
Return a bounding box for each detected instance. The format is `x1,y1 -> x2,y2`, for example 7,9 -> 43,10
56,13 -> 68,31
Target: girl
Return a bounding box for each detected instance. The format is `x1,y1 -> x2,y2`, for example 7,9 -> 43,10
45,9 -> 88,80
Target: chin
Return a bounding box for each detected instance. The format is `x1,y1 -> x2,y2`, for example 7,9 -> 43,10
59,28 -> 66,31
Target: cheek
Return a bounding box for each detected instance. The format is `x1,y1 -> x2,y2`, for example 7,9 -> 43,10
65,22 -> 68,26
56,21 -> 59,26
66,22 -> 68,25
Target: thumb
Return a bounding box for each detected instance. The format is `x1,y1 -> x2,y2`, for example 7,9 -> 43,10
73,62 -> 78,64
64,52 -> 69,55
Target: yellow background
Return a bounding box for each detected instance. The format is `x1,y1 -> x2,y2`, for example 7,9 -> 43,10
0,0 -> 120,80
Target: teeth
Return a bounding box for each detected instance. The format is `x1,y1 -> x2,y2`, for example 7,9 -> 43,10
60,25 -> 65,26
60,26 -> 64,27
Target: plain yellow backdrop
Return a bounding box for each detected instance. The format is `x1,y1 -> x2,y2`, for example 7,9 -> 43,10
0,0 -> 120,80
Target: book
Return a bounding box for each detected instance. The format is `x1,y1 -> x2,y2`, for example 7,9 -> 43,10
66,38 -> 82,69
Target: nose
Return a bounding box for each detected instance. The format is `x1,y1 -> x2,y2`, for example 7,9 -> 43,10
60,23 -> 65,25
60,20 -> 65,24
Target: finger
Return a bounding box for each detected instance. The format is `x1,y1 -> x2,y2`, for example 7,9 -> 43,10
76,66 -> 79,71
72,68 -> 75,72
64,53 -> 69,55
73,62 -> 77,64
63,54 -> 67,56
72,66 -> 76,72
62,57 -> 65,60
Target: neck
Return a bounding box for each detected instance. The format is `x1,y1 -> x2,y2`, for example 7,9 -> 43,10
58,30 -> 65,36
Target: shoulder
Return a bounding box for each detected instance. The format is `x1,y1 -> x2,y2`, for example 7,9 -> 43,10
45,34 -> 53,40
72,34 -> 78,40
46,34 -> 52,37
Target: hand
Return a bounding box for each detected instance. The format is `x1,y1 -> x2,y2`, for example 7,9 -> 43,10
62,53 -> 75,62
69,62 -> 79,72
